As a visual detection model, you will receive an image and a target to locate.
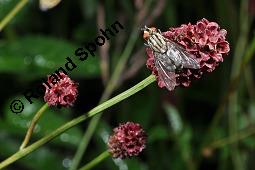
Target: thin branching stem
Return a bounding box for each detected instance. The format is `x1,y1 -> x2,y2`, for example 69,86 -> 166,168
205,126 -> 255,150
69,27 -> 139,170
19,103 -> 48,150
198,0 -> 255,167
0,75 -> 156,169
79,151 -> 110,170
69,1 -> 156,168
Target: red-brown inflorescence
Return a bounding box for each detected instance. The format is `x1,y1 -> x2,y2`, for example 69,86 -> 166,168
44,72 -> 78,107
146,18 -> 230,89
108,122 -> 147,159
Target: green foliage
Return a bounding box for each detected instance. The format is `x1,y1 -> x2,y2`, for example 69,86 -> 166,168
0,36 -> 100,79
0,0 -> 255,169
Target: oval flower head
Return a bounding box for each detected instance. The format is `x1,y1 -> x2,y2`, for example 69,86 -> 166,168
108,122 -> 147,159
143,18 -> 230,91
44,72 -> 78,107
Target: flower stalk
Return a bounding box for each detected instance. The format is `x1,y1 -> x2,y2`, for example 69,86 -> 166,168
79,151 -> 110,170
69,28 -> 139,170
0,74 -> 156,169
0,0 -> 28,31
19,103 -> 48,150
206,127 -> 255,150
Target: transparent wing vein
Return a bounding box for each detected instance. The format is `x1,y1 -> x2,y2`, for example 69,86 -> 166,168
155,57 -> 176,91
166,41 -> 200,69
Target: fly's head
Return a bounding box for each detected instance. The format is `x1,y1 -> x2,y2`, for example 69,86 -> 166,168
142,26 -> 168,53
142,26 -> 157,40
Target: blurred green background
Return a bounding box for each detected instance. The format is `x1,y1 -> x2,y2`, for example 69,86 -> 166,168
0,0 -> 255,169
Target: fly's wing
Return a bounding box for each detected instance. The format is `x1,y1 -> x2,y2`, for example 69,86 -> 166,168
166,41 -> 200,69
155,51 -> 176,72
154,54 -> 176,91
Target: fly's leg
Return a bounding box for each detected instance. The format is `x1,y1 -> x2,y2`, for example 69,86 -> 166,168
144,43 -> 150,47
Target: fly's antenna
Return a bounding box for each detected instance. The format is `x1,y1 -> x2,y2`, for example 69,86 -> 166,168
141,25 -> 148,31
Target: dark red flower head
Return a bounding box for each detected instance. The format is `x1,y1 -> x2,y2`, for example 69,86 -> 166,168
146,18 -> 230,89
108,122 -> 147,159
44,72 -> 78,107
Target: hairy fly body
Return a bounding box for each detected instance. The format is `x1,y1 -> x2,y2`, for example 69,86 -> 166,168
142,26 -> 200,91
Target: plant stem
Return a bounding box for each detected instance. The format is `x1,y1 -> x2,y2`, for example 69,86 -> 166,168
69,27 -> 139,170
86,75 -> 155,117
198,2 -> 255,167
202,35 -> 255,141
205,127 -> 255,150
19,103 -> 48,150
0,0 -> 28,31
0,75 -> 156,169
79,151 -> 110,170
69,1 -> 155,167
228,0 -> 248,169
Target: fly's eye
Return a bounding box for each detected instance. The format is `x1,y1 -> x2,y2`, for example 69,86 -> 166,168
150,27 -> 157,32
143,31 -> 150,40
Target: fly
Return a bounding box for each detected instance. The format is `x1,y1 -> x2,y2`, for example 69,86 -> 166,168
142,26 -> 200,91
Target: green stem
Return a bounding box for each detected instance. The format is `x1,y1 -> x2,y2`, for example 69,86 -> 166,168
206,127 -> 255,150
0,0 -> 28,31
103,29 -> 139,98
0,75 -> 156,169
69,28 -> 139,170
198,1 -> 255,166
203,35 -> 255,141
86,75 -> 155,117
228,0 -> 248,169
79,151 -> 110,170
19,103 -> 48,150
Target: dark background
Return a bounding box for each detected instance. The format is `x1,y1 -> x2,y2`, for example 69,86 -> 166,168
0,0 -> 255,170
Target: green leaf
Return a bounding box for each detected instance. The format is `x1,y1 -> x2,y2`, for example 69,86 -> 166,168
178,127 -> 192,161
148,125 -> 169,143
0,35 -> 100,80
164,103 -> 183,135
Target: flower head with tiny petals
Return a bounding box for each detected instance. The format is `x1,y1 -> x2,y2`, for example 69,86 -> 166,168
108,122 -> 147,159
145,18 -> 230,89
44,72 -> 78,107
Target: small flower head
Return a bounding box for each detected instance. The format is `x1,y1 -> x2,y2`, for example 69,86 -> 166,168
108,122 -> 147,159
44,72 -> 78,107
146,18 -> 230,89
